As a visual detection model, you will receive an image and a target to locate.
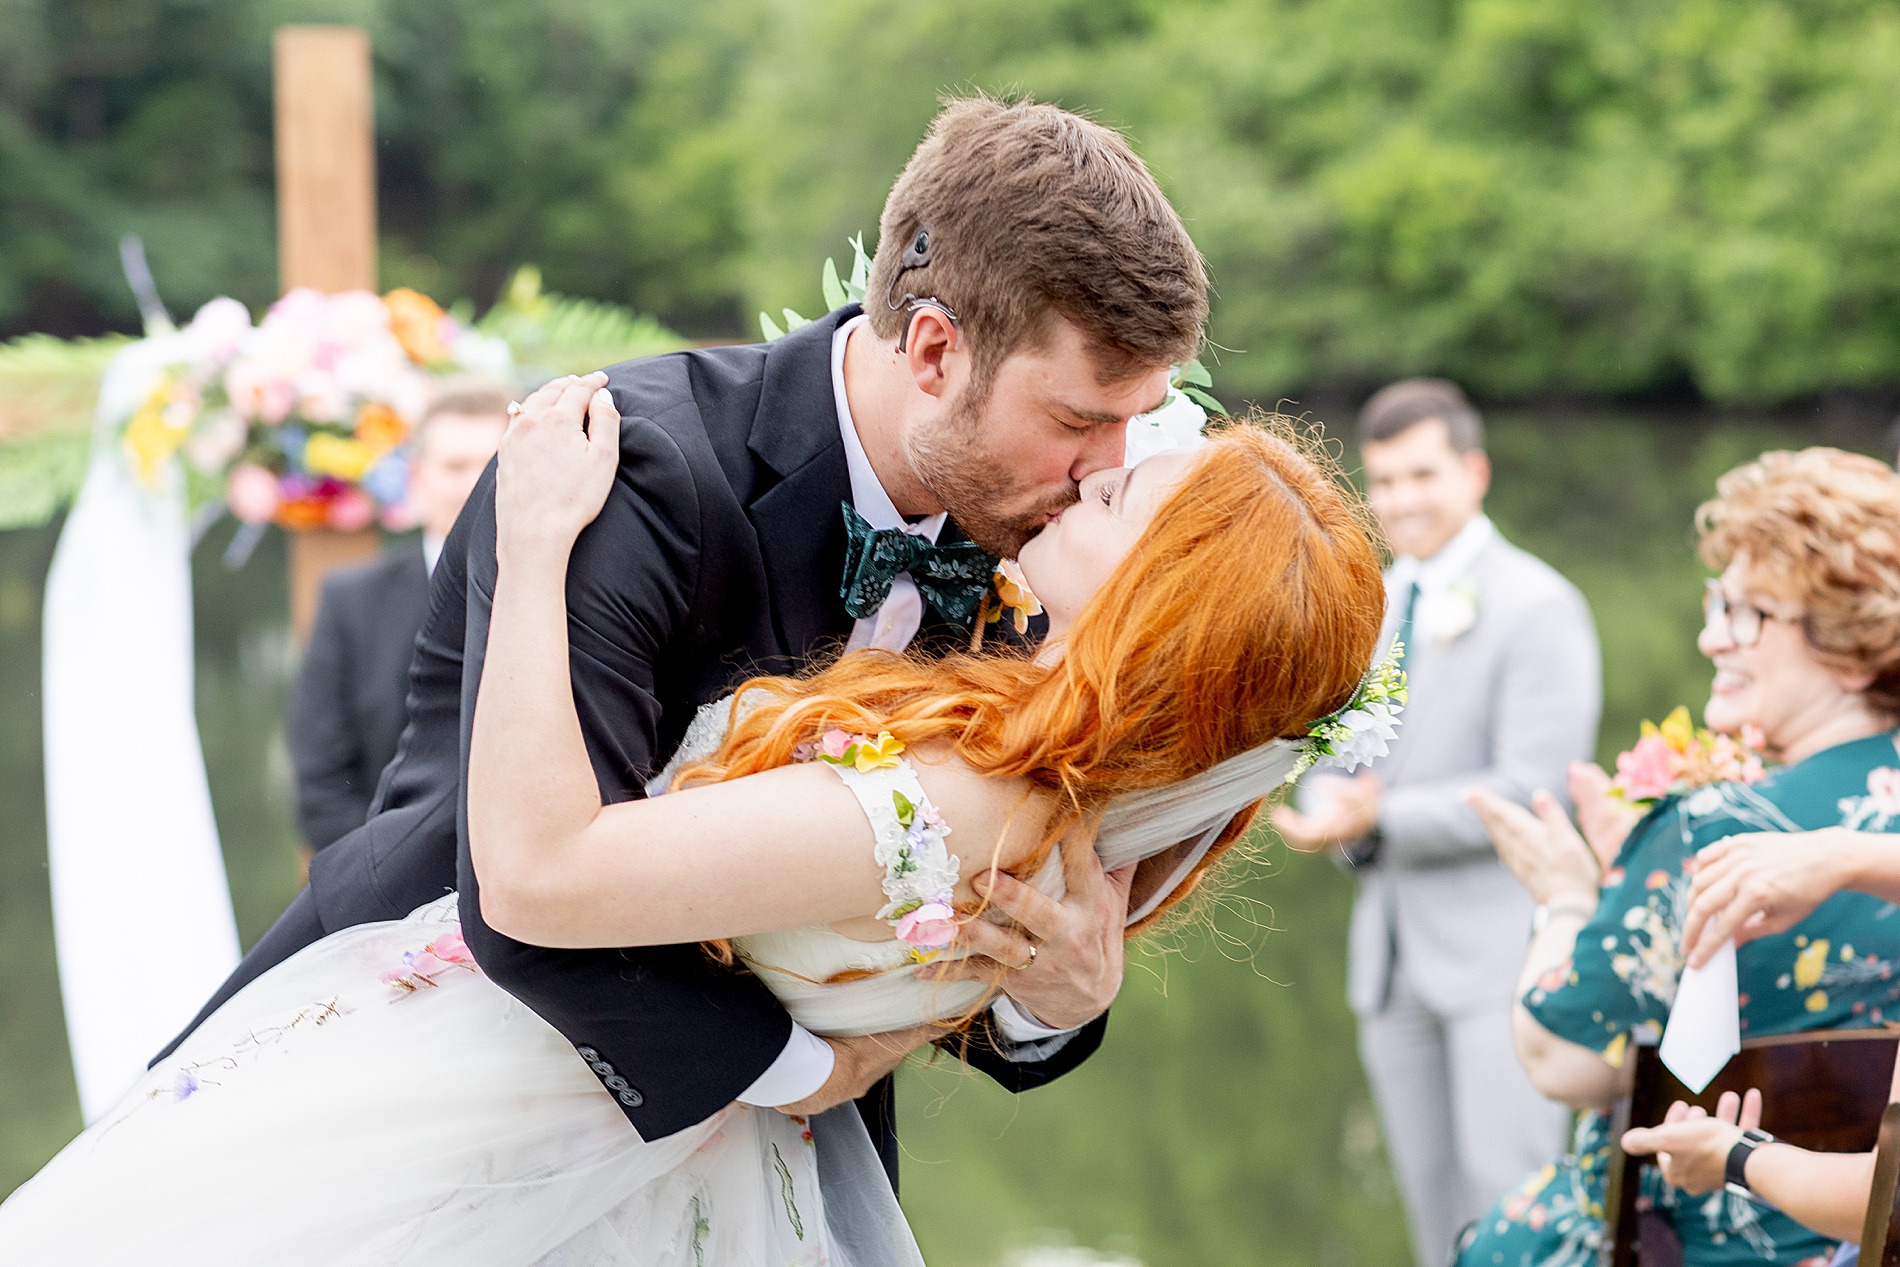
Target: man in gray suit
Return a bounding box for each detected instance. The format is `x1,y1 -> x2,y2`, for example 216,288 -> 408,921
1274,379 -> 1600,1267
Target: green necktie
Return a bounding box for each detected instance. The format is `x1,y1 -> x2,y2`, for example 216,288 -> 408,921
838,503 -> 997,626
1392,579 -> 1420,670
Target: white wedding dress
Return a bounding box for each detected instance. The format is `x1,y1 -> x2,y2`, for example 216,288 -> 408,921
0,697 -> 1304,1266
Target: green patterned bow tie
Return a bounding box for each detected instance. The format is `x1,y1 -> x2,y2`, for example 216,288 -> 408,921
839,502 -> 997,626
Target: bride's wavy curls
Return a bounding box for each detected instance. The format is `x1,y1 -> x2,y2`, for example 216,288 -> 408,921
678,417 -> 1387,936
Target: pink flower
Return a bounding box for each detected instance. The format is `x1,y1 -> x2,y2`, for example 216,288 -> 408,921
226,463 -> 281,524
1868,768 -> 1900,817
893,902 -> 958,952
429,929 -> 473,965
819,729 -> 853,760
326,486 -> 377,532
1613,734 -> 1680,802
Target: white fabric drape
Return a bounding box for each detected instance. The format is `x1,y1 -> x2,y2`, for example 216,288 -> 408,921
42,338 -> 240,1121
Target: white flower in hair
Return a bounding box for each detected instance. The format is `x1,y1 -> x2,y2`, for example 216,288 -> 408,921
1123,387 -> 1209,465
1288,647 -> 1409,782
1317,699 -> 1403,773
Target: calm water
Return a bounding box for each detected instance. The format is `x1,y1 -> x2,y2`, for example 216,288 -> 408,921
0,410 -> 1876,1266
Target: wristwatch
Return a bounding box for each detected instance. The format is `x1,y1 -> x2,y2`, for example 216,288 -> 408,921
1532,900 -> 1596,933
1724,1126 -> 1775,1197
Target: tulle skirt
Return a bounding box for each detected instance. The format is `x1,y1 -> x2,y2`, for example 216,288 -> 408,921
0,897 -> 922,1266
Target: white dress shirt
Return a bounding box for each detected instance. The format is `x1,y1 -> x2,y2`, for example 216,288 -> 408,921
735,317 -> 1075,1108
1384,513 -> 1494,609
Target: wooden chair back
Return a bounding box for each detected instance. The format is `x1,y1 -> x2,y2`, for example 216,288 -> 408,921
1601,1029 -> 1898,1267
1862,1102 -> 1900,1265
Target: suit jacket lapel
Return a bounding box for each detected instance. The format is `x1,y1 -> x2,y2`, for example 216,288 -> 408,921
746,306 -> 860,662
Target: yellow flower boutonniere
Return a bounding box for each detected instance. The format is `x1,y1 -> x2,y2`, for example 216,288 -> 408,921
988,559 -> 1044,634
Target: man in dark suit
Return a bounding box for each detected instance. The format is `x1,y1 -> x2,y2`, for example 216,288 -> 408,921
164,97 -> 1208,1190
288,379 -> 513,852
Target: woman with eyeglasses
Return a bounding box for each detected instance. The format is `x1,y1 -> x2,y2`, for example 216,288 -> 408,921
1450,447 -> 1900,1267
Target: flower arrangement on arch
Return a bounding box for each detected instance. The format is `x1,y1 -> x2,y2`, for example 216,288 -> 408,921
122,287 -> 511,533
1609,706 -> 1768,806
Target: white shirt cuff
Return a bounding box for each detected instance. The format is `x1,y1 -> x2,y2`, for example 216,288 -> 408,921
990,996 -> 1079,1044
735,1023 -> 835,1107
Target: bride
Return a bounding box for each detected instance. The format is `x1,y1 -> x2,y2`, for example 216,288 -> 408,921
0,391 -> 1386,1264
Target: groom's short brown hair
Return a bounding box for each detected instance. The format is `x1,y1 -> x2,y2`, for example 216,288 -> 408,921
865,95 -> 1207,388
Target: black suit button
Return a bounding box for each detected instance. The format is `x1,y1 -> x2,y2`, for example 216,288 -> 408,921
590,1061 -> 615,1077
604,1075 -> 630,1093
618,1089 -> 644,1107
576,1046 -> 601,1062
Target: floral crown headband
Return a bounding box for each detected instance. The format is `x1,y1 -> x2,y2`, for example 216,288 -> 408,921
1284,645 -> 1408,783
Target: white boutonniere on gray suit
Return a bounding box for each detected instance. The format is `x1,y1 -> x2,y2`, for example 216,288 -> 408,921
1415,579 -> 1479,644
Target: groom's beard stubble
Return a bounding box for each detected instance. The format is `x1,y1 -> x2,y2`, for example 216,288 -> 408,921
906,386 -> 1078,558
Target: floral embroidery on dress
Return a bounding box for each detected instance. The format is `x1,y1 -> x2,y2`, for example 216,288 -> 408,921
771,1142 -> 804,1240
382,928 -> 478,996
139,996 -> 349,1112
1838,767 -> 1900,831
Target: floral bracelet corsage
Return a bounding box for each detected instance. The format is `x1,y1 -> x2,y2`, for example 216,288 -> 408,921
795,726 -> 961,959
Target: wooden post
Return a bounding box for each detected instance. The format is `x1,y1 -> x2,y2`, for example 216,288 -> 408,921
274,27 -> 378,294
273,26 -> 382,643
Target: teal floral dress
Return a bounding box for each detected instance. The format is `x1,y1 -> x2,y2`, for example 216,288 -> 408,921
1456,732 -> 1900,1267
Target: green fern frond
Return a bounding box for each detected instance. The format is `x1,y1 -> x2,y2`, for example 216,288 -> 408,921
478,267 -> 685,377
0,334 -> 133,443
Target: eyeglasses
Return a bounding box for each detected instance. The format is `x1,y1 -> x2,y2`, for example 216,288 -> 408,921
1702,579 -> 1792,648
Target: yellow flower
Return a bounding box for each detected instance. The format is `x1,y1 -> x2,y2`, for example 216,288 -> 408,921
853,731 -> 905,772
1794,939 -> 1831,989
1601,1032 -> 1629,1068
987,559 -> 1044,634
353,401 -> 410,453
304,433 -> 377,481
1806,990 -> 1829,1013
122,381 -> 189,483
1654,705 -> 1696,754
384,288 -> 450,365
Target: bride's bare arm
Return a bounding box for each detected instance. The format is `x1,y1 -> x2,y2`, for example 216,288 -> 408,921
469,378 -> 1037,949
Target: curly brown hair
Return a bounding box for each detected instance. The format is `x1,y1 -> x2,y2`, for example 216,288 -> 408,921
1696,447 -> 1900,719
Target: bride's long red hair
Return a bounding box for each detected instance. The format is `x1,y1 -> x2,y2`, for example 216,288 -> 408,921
678,417 -> 1387,932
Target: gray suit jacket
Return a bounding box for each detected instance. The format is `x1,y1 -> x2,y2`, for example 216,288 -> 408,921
1346,530 -> 1601,1017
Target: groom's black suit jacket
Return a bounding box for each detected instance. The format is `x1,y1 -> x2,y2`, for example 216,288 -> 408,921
181,306 -> 1107,1175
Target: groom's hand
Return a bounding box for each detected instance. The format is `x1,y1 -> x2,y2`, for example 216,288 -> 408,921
775,1024 -> 942,1116
918,832 -> 1135,1032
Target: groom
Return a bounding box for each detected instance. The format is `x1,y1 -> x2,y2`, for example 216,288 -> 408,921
162,96 -> 1208,1182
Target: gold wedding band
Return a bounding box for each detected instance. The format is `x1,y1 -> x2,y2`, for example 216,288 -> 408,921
1015,944 -> 1038,972
506,401 -> 524,417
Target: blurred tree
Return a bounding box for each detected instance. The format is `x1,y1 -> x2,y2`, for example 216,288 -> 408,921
5,0 -> 1900,405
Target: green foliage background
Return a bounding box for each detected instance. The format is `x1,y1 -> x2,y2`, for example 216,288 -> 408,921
8,0 -> 1900,405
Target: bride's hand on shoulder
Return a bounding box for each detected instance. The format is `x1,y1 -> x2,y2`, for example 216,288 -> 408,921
496,371 -> 620,561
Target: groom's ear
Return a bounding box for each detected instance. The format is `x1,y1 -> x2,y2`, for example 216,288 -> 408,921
903,307 -> 966,401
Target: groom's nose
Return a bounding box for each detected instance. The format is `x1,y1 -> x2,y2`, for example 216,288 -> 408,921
1068,420 -> 1129,481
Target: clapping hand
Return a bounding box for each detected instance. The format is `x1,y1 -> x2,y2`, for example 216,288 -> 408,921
496,372 -> 620,559
1621,1089 -> 1763,1195
1570,761 -> 1640,874
1270,772 -> 1381,854
1462,787 -> 1601,908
